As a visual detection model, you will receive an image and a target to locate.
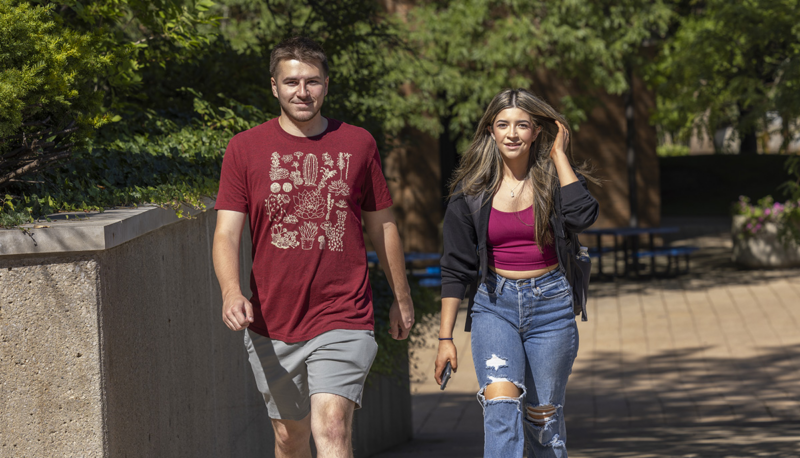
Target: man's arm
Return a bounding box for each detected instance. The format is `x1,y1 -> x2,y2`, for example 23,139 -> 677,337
362,207 -> 415,340
213,210 -> 253,331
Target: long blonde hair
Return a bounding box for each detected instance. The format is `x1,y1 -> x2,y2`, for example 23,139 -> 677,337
448,88 -> 595,247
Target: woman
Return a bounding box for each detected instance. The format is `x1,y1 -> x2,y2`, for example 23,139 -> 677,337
435,88 -> 598,457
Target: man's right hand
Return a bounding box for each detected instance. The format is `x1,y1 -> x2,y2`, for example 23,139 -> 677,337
222,293 -> 254,331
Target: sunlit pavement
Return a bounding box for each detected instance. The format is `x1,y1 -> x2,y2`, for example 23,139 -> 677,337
373,234 -> 800,457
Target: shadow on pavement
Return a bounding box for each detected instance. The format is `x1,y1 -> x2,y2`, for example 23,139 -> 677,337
376,393 -> 484,458
569,421 -> 800,458
590,244 -> 800,298
568,344 -> 800,457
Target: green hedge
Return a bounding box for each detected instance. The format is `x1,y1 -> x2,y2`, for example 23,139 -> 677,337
0,93 -> 265,227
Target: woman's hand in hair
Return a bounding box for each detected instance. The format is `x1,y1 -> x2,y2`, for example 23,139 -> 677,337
549,120 -> 570,160
550,120 -> 579,187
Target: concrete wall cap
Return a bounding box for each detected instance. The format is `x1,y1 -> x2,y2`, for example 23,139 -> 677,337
0,198 -> 215,256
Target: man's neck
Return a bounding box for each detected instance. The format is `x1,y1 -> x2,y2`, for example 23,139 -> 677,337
278,113 -> 328,138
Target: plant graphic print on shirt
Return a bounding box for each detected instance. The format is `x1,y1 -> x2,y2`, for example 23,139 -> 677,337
299,222 -> 318,250
266,194 -> 290,223
289,161 -> 304,186
303,154 -> 318,186
271,224 -> 299,249
321,211 -> 347,252
267,151 -> 357,252
322,152 -> 335,168
294,189 -> 325,219
270,152 -> 290,181
328,152 -> 351,196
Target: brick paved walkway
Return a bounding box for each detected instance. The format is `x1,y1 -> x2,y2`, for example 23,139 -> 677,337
374,235 -> 800,457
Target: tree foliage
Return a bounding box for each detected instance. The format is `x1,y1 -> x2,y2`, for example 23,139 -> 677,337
650,0 -> 800,154
38,0 -> 219,106
401,0 -> 672,148
190,0 -> 425,143
5,0 -> 799,229
0,0 -> 424,226
1,0 -> 220,189
0,0 -> 109,186
0,92 -> 266,227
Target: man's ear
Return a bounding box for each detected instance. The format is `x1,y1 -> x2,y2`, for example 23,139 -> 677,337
271,77 -> 278,98
324,76 -> 329,96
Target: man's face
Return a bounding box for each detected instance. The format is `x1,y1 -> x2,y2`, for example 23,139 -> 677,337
271,59 -> 328,124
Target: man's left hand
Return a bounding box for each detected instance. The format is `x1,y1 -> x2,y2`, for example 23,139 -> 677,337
388,298 -> 415,340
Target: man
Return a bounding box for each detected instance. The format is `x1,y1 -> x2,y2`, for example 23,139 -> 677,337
212,37 -> 415,458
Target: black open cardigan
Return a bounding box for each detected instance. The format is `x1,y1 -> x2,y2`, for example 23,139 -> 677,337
440,173 -> 599,331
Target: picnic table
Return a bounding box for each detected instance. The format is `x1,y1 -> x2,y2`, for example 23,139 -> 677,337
365,251 -> 440,264
366,251 -> 442,287
583,226 -> 697,277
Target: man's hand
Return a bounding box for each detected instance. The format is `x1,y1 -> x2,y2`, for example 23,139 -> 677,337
388,298 -> 415,340
363,207 -> 415,340
222,292 -> 254,331
434,340 -> 458,385
213,210 -> 250,332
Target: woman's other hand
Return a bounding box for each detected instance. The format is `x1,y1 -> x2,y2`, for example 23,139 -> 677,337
549,120 -> 570,160
434,340 -> 458,385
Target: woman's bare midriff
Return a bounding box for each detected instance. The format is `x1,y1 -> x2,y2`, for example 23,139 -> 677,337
489,263 -> 559,280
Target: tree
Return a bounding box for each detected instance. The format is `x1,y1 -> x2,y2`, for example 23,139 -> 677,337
0,0 -> 109,187
650,0 -> 800,154
0,0 -> 218,188
193,0 -> 428,145
399,0 -> 672,201
0,0 -> 426,225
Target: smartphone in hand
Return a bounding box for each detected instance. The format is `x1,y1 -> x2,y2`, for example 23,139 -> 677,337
440,361 -> 452,390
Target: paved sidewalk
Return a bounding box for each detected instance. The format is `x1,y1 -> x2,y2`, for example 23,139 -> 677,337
375,236 -> 800,457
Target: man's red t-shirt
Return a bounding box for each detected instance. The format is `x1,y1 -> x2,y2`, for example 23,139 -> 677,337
215,118 -> 393,342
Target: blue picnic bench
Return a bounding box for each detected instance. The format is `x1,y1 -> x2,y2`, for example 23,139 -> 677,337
634,245 -> 699,276
366,251 -> 442,287
584,227 -> 698,278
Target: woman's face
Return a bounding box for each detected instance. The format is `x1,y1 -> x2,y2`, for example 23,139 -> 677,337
488,108 -> 541,162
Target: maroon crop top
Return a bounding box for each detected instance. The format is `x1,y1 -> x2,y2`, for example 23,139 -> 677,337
487,206 -> 558,271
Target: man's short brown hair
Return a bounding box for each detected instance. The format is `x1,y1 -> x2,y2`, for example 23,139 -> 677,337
270,37 -> 329,78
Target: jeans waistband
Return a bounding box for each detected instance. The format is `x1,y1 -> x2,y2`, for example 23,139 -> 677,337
487,268 -> 563,295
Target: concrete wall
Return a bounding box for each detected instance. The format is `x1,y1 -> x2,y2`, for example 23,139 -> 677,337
96,209 -> 271,457
0,205 -> 411,457
0,257 -> 105,457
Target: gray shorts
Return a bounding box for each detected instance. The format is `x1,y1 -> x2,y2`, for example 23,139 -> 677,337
244,329 -> 378,420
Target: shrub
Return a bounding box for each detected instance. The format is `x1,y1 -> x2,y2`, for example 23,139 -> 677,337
733,195 -> 800,247
0,0 -> 110,187
656,143 -> 690,157
0,93 -> 268,227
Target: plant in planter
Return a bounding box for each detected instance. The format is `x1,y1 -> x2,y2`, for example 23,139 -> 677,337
733,197 -> 800,269
734,196 -> 800,246
732,156 -> 800,268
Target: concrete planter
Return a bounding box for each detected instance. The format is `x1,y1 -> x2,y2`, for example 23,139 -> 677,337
732,215 -> 800,268
1,205 -> 410,457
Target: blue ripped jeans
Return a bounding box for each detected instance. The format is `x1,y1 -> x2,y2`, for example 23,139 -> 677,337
471,269 -> 578,458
